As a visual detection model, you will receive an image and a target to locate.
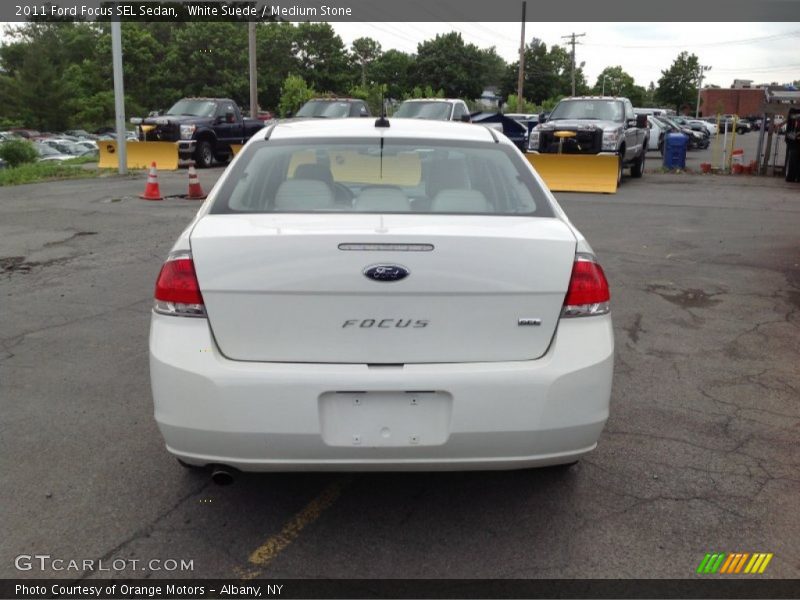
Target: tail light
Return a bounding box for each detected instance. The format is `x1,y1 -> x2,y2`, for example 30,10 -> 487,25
561,253 -> 610,318
153,251 -> 206,317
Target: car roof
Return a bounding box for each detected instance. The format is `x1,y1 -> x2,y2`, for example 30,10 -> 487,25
400,98 -> 462,103
264,117 -> 499,144
305,97 -> 363,103
562,96 -> 624,101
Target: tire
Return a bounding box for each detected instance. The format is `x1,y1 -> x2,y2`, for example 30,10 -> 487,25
616,152 -> 623,186
177,458 -> 206,471
194,140 -> 214,169
544,460 -> 579,472
631,148 -> 645,178
786,146 -> 799,182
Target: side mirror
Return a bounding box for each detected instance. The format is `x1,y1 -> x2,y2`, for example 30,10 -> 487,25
636,114 -> 648,128
284,111 -> 293,118
538,113 -> 547,124
460,114 -> 471,123
225,112 -> 235,123
360,112 -> 369,117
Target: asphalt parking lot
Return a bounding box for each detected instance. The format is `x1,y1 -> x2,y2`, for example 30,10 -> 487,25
1,164 -> 798,580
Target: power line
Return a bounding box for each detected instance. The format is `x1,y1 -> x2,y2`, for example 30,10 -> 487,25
583,30 -> 800,50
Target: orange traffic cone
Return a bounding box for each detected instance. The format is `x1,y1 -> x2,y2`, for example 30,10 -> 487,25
186,164 -> 206,199
140,162 -> 163,201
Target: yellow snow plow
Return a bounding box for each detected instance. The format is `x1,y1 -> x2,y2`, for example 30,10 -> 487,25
98,140 -> 180,170
526,131 -> 619,194
526,152 -> 619,194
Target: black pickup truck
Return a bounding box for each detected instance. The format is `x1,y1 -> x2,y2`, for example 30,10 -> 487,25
529,96 -> 649,185
133,98 -> 265,167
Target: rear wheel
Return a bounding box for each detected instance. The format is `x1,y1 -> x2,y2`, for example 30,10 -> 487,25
631,148 -> 645,178
786,146 -> 799,182
194,140 -> 214,169
177,458 -> 206,471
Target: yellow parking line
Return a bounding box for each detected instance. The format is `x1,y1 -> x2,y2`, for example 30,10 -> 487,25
237,478 -> 349,579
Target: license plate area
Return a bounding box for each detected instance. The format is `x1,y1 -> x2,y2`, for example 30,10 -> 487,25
319,391 -> 452,447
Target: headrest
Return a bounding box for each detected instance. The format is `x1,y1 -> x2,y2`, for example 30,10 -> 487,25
274,179 -> 334,210
294,163 -> 334,187
353,187 -> 410,212
431,189 -> 492,213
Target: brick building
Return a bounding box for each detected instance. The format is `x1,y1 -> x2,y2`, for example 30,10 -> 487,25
698,88 -> 767,117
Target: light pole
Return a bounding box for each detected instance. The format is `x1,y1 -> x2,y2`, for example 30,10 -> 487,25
602,75 -> 608,96
696,65 -> 711,118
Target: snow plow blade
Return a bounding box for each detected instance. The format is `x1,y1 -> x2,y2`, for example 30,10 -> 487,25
526,153 -> 619,194
98,141 -> 180,170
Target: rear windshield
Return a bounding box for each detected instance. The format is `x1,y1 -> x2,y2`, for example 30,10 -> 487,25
549,100 -> 623,121
296,101 -> 352,118
394,102 -> 452,120
166,99 -> 217,118
211,138 -> 554,217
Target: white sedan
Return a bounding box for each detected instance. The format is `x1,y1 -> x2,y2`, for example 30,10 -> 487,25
149,118 -> 614,481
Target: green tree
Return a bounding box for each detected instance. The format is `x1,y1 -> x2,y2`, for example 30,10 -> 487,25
656,51 -> 700,112
350,37 -> 382,87
349,82 -> 387,115
413,32 -> 485,99
592,66 -> 646,105
0,22 -> 100,130
478,47 -> 507,88
256,22 -> 299,111
501,38 -> 583,105
163,22 -> 249,106
370,50 -> 415,100
278,74 -> 314,117
293,23 -> 350,93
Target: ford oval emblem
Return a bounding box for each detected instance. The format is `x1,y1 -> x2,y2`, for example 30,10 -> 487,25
363,264 -> 409,282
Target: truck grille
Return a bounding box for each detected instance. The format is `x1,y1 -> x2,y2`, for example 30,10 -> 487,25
540,129 -> 602,154
140,124 -> 179,142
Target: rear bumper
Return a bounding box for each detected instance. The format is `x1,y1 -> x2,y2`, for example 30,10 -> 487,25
149,314 -> 614,471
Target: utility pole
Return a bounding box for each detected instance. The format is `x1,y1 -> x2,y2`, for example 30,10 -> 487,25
111,20 -> 126,175
561,32 -> 585,96
248,22 -> 258,119
695,64 -> 711,118
516,1 -> 526,112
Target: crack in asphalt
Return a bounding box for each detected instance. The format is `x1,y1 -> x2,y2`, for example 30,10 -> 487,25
73,480 -> 212,582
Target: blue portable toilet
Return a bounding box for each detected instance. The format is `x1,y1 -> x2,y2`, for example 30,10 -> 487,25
663,132 -> 689,169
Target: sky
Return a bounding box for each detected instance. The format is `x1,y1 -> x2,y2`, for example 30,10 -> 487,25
332,22 -> 800,88
1,21 -> 798,89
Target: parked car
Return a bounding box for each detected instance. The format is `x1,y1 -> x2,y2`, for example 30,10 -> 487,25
133,97 -> 265,167
41,139 -> 95,156
149,118 -> 614,479
529,96 -> 649,185
291,98 -> 371,119
64,129 -> 98,140
717,116 -> 751,135
646,115 -> 667,152
660,116 -> 709,149
34,142 -> 72,161
688,119 -> 716,136
393,98 -> 472,122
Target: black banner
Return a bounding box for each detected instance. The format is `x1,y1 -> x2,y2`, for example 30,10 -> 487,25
3,0 -> 800,22
3,579 -> 800,599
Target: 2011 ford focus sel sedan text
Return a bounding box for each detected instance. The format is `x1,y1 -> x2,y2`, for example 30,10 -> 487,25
149,117 -> 614,476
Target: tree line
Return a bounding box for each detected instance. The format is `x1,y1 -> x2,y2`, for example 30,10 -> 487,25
0,21 -> 706,132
